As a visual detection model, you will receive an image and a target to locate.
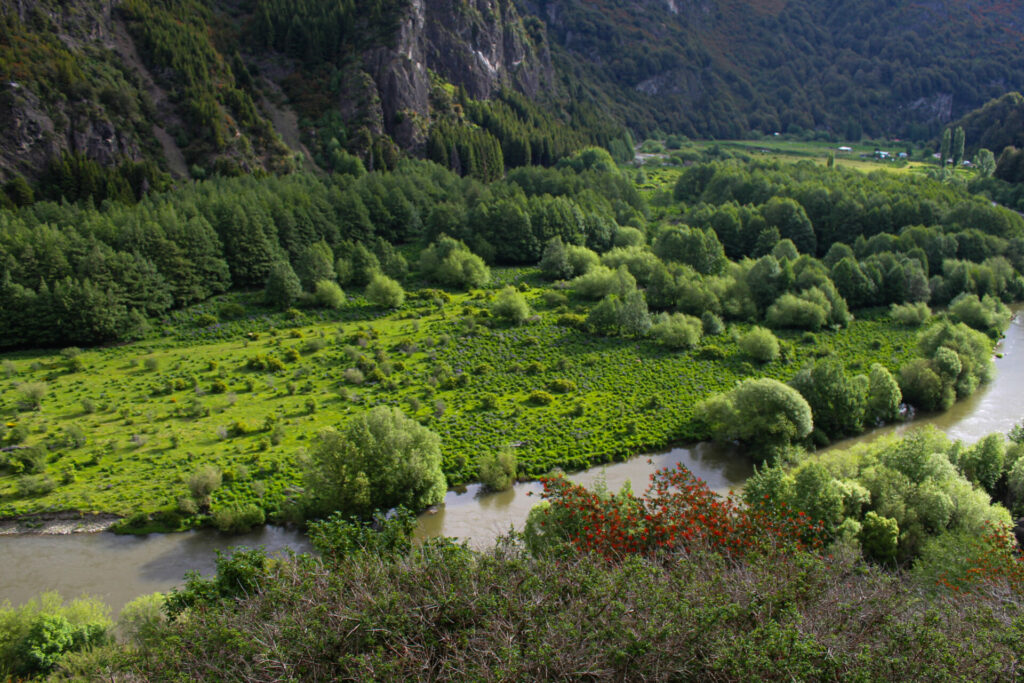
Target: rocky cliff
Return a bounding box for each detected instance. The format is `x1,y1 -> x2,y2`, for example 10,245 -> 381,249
342,0 -> 553,150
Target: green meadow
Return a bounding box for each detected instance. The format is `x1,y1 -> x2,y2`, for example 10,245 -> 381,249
0,270 -> 920,529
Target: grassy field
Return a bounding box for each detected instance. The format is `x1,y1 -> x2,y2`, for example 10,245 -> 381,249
643,138 -> 980,178
0,270 -> 922,528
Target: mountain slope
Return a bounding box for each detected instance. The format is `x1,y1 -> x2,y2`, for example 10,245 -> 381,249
526,0 -> 1024,139
3,0 -> 1024,193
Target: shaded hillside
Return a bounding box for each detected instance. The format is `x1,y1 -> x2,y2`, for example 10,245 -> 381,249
952,91 -> 1024,156
525,0 -> 1024,140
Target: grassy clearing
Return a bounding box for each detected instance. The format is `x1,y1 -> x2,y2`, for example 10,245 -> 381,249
652,139 -> 975,177
0,270 -> 920,526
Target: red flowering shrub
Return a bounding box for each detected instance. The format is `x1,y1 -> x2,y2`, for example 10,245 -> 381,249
536,463 -> 825,561
935,522 -> 1024,595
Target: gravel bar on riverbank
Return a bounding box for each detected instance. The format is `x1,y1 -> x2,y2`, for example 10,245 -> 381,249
0,513 -> 119,535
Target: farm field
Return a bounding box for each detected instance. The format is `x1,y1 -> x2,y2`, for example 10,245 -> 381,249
0,270 -> 921,529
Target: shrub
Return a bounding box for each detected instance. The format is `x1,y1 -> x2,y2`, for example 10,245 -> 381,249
528,391 -> 554,406
419,236 -> 490,289
188,466 -> 222,509
212,504 -> 265,533
701,311 -> 725,336
547,379 -> 577,394
696,345 -> 727,360
195,313 -> 218,327
649,312 -> 702,349
765,293 -> 828,331
18,382 -> 47,410
304,406 -> 446,518
492,286 -> 531,324
737,326 -> 780,363
890,301 -> 931,326
313,280 -> 346,309
365,274 -> 405,308
16,475 -> 56,497
143,357 -> 159,372
0,593 -> 111,676
696,378 -> 813,460
478,448 -> 517,491
948,293 -> 1011,336
308,508 -> 416,560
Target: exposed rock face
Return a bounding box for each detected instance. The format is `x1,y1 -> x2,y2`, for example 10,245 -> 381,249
903,93 -> 954,125
0,86 -> 59,179
346,0 -> 554,150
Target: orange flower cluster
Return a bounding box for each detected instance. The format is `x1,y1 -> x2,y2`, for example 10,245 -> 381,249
539,463 -> 825,561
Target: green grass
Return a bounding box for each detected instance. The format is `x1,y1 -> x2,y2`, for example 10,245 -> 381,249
657,139 -> 977,177
0,273 -> 921,526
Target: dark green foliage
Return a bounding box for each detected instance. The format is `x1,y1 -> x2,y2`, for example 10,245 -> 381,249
264,262 -> 303,310
308,507 -> 417,561
790,359 -> 868,438
164,547 -> 270,620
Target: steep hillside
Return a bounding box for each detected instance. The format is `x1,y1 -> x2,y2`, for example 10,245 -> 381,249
952,91 -> 1024,156
526,0 -> 1024,139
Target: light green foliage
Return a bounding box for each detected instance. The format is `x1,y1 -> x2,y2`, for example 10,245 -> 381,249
649,312 -> 702,349
420,236 -> 491,289
750,427 -> 1013,564
264,262 -> 303,310
313,280 -> 346,309
697,378 -> 813,461
365,274 -> 405,308
492,287 -> 531,325
586,290 -> 651,337
859,511 -> 899,564
612,226 -> 645,247
765,292 -> 828,331
737,326 -> 780,363
308,508 -> 416,560
653,226 -> 726,274
601,246 -> 662,285
890,302 -> 931,327
0,273 -> 920,521
188,466 -> 222,509
793,462 -> 845,531
304,406 -> 446,518
17,382 -> 47,410
117,593 -> 166,647
0,592 -> 111,677
973,148 -> 996,177
947,293 -> 1011,336
477,448 -> 517,491
212,503 -> 265,533
540,238 -> 600,280
1007,457 -> 1024,512
957,433 -> 1006,495
571,265 -> 637,299
866,363 -> 902,423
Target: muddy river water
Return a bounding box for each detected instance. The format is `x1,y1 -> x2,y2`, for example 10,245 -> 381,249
2,312 -> 1023,612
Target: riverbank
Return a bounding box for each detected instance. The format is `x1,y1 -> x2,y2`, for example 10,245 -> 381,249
0,512 -> 119,536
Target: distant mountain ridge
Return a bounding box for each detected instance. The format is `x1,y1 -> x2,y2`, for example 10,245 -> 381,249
2,0 -> 1024,194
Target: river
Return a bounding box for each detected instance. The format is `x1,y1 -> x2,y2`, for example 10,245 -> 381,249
2,312 -> 1023,613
